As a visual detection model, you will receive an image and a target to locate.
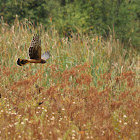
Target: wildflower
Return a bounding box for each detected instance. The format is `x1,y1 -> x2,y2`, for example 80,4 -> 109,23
124,122 -> 127,125
11,112 -> 16,115
50,116 -> 55,121
59,118 -> 62,121
101,131 -> 105,135
18,136 -> 21,138
9,124 -> 13,127
85,132 -> 89,136
14,122 -> 18,125
49,131 -> 52,134
28,121 -> 32,123
123,115 -> 127,118
64,116 -> 67,119
72,130 -> 75,133
72,133 -> 75,137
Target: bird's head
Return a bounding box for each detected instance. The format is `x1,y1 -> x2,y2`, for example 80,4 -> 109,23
41,59 -> 46,64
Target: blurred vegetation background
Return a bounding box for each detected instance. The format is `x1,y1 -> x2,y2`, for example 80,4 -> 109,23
0,1 -> 139,139
0,0 -> 139,48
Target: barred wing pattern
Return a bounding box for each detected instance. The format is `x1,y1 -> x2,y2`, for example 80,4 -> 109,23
17,34 -> 50,66
29,34 -> 41,60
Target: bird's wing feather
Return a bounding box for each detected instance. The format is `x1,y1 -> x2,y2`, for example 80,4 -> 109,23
29,34 -> 41,59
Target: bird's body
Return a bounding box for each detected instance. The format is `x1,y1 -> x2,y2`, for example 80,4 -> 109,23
17,58 -> 46,66
17,34 -> 50,66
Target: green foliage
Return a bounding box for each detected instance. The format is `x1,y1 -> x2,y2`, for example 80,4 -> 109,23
0,0 -> 60,24
0,0 -> 139,47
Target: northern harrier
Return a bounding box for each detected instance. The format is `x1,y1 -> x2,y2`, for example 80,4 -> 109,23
17,34 -> 50,66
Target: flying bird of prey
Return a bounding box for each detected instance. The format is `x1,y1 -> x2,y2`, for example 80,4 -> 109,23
17,34 -> 50,66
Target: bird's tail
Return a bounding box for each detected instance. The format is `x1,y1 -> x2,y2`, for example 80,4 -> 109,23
17,58 -> 29,66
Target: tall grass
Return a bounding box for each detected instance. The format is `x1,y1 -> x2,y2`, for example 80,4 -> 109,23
0,17 -> 139,139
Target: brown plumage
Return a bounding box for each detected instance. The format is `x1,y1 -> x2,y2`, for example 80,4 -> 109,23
17,34 -> 50,66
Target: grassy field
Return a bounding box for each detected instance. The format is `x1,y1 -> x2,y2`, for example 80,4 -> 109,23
0,18 -> 139,140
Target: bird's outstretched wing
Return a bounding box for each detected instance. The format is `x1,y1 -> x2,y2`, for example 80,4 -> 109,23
29,34 -> 41,59
41,51 -> 51,60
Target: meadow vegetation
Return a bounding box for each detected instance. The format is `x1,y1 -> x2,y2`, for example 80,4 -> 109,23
0,18 -> 139,139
